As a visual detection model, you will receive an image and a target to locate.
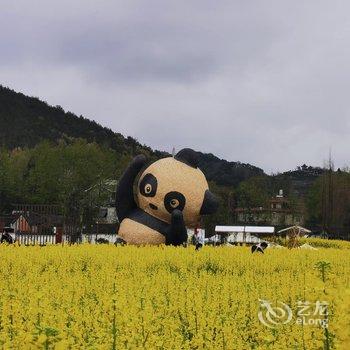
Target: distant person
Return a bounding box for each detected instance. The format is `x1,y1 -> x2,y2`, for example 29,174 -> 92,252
195,232 -> 204,251
1,232 -> 14,244
115,236 -> 126,246
251,242 -> 268,254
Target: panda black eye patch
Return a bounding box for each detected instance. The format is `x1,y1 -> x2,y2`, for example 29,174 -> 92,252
139,173 -> 158,197
164,191 -> 186,213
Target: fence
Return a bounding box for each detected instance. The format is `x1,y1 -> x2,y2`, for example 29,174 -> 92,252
15,233 -> 57,245
12,233 -> 119,245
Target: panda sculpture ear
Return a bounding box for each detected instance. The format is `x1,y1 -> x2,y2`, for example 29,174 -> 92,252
175,148 -> 199,168
200,190 -> 219,215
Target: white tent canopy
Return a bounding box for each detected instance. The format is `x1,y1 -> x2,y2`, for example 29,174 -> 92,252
215,226 -> 275,234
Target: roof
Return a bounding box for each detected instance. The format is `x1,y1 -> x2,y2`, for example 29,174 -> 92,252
12,213 -> 43,226
278,225 -> 311,234
12,213 -> 64,226
234,207 -> 295,214
215,225 -> 275,234
0,215 -> 17,226
270,198 -> 289,203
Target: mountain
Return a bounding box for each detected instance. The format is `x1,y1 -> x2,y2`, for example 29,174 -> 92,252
275,164 -> 325,197
197,152 -> 264,187
0,85 -> 160,157
0,85 -> 264,187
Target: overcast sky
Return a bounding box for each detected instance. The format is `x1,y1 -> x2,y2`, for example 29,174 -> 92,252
1,0 -> 349,172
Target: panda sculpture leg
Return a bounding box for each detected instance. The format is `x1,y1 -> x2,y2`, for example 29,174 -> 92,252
166,209 -> 188,246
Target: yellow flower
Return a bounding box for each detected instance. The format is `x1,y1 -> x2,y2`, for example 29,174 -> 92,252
0,244 -> 348,349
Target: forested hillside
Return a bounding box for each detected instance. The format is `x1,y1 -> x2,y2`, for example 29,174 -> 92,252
0,85 -> 147,155
0,85 -> 263,187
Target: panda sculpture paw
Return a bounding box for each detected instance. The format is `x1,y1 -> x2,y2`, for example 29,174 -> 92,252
166,209 -> 188,246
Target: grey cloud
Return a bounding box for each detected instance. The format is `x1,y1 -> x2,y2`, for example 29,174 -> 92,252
0,0 -> 350,171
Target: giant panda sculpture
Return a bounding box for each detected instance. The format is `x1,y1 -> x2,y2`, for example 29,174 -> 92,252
115,148 -> 219,245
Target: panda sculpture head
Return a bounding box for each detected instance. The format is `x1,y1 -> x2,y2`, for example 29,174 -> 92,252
136,148 -> 219,227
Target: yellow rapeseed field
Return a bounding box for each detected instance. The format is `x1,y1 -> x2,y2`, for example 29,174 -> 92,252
0,243 -> 349,349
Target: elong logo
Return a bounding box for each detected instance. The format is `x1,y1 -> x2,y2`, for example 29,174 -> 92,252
258,299 -> 329,328
258,299 -> 292,328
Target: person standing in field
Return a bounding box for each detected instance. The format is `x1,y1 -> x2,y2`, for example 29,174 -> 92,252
194,227 -> 204,250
